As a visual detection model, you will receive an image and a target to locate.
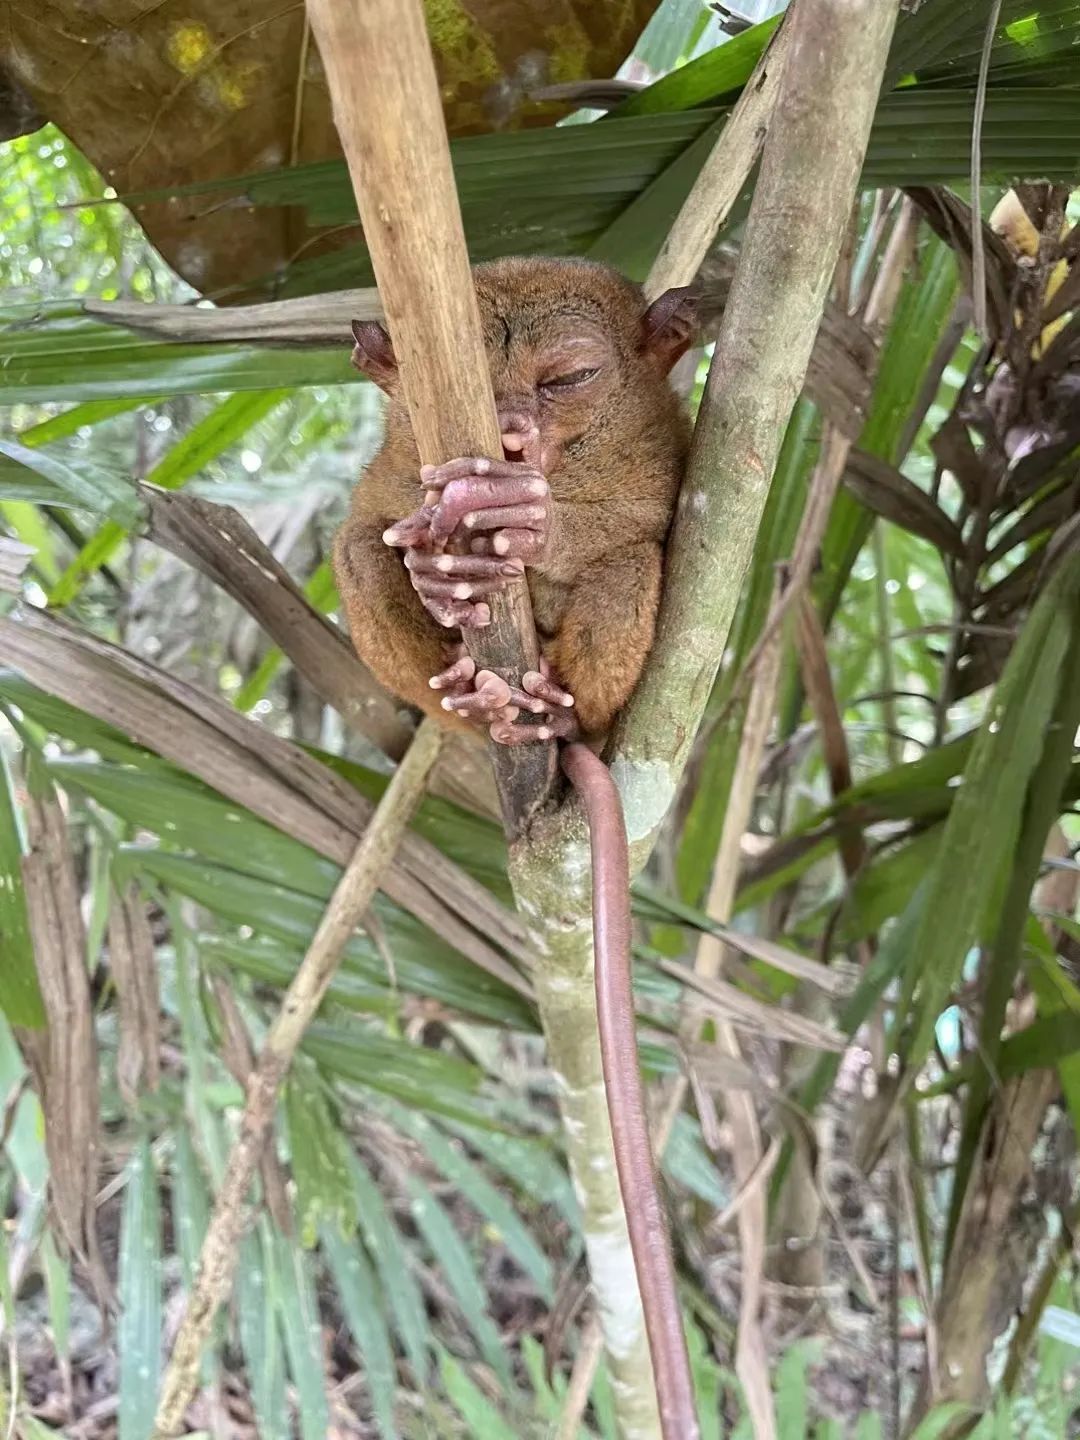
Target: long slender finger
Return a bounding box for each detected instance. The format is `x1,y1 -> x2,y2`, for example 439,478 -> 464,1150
428,655 -> 476,692
501,688 -> 549,715
489,717 -> 552,745
423,598 -> 491,629
456,504 -> 547,538
467,529 -> 547,561
382,507 -> 435,548
421,457 -> 538,490
491,709 -> 578,745
411,573 -> 518,602
498,682 -> 568,715
431,478 -> 548,542
522,670 -> 575,709
444,696 -> 519,723
406,551 -> 525,581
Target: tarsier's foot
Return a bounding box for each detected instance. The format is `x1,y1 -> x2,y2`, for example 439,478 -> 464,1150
490,669 -> 578,746
428,653 -> 578,745
429,655 -> 514,723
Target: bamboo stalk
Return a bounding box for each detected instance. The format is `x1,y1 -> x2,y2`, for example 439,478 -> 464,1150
305,0 -> 556,837
610,0 -> 904,864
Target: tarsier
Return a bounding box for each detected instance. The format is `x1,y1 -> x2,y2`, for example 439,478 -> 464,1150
334,256 -> 694,747
334,257 -> 699,1440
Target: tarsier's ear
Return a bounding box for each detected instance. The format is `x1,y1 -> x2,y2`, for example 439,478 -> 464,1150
350,318 -> 398,393
640,287 -> 696,372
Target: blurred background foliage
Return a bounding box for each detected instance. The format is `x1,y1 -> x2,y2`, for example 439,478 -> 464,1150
1,0 -> 1080,1436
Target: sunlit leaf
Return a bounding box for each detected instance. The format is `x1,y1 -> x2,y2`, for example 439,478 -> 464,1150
0,748 -> 44,1026
49,388 -> 289,606
0,436 -> 140,524
1039,1305 -> 1080,1349
284,1062 -> 357,1248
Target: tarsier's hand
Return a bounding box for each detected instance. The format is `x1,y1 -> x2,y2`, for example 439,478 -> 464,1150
429,650 -> 578,746
382,456 -> 551,630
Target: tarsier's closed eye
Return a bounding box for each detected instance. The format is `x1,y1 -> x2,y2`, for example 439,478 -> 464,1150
543,367 -> 601,390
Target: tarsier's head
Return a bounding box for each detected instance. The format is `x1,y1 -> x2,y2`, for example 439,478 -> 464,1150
349,257 -> 694,474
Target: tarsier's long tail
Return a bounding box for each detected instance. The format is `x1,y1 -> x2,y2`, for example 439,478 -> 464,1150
561,742 -> 700,1440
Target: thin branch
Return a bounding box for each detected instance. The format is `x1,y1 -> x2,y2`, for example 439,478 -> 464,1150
645,15 -> 791,299
554,1313 -> 605,1440
289,15 -> 312,168
721,422 -> 852,720
152,720 -> 443,1436
970,0 -> 1004,340
796,593 -> 867,878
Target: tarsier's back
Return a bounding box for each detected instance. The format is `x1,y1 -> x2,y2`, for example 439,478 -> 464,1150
334,257 -> 694,743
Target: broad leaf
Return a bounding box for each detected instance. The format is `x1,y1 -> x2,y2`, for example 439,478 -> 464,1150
0,437 -> 140,524
890,550 -> 1080,1080
0,749 -> 44,1026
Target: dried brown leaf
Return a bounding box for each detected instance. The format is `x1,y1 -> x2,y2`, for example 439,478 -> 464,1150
16,771 -> 108,1303
144,487 -> 411,759
88,254 -> 879,441
0,609 -> 531,1000
85,289 -> 383,345
703,925 -> 856,998
107,883 -> 161,1106
984,481 -> 1076,567
695,254 -> 880,436
844,448 -> 967,559
905,186 -> 1017,342
932,409 -> 996,511
659,959 -> 846,1052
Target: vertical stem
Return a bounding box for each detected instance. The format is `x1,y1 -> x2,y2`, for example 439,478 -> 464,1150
872,522 -> 902,767
889,1150 -> 902,1440
512,812 -> 664,1439
305,0 -> 556,834
644,17 -> 791,298
970,0 -> 1004,341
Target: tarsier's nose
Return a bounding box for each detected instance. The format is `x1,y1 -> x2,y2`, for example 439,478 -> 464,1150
498,410 -> 540,465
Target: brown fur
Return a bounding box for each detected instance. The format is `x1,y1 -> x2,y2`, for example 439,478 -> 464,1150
334,256 -> 691,739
